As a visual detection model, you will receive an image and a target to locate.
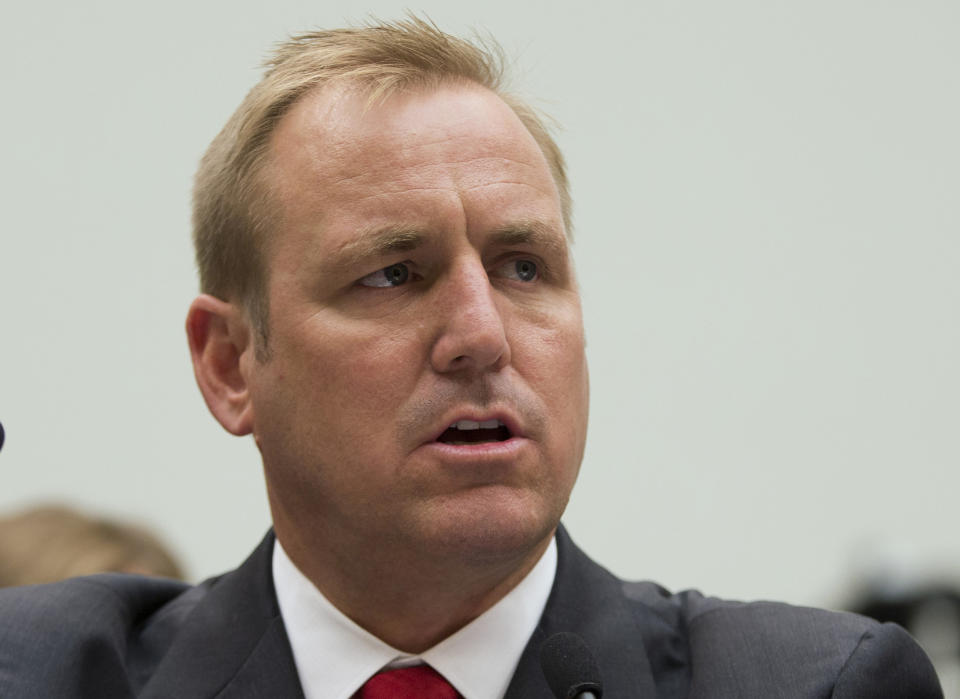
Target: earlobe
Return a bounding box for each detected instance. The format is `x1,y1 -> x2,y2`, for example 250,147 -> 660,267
186,294 -> 255,436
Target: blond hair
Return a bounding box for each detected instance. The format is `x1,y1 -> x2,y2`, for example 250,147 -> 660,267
0,505 -> 184,587
193,15 -> 571,346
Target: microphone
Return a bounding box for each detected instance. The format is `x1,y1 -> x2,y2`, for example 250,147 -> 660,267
539,631 -> 603,699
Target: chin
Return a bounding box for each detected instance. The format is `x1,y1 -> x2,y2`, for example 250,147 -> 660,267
415,487 -> 563,563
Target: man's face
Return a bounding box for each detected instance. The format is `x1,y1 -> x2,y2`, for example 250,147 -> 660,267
245,83 -> 589,565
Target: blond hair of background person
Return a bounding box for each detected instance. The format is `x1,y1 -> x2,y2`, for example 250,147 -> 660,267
0,505 -> 184,586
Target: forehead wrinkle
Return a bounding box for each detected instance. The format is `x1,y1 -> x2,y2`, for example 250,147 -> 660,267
331,155 -> 541,191
343,186 -> 459,206
460,179 -> 556,198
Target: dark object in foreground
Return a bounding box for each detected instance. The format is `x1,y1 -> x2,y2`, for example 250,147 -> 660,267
540,631 -> 603,698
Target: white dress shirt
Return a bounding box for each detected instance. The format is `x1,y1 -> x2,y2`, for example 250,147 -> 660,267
272,537 -> 557,699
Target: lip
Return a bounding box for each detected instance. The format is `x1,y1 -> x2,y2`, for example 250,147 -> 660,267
426,408 -> 526,445
411,408 -> 533,474
415,434 -> 531,465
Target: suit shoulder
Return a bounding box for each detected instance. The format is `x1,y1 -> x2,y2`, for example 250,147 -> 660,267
623,581 -> 893,646
0,574 -> 197,698
622,585 -> 942,697
2,571 -> 187,610
0,572 -> 192,640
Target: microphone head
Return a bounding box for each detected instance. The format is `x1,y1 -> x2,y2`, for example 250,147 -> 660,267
0,420 -> 4,452
539,631 -> 603,699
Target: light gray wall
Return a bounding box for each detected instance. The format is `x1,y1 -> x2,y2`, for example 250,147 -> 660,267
2,0 -> 957,609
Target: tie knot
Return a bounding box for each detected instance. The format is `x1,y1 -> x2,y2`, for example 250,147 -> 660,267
357,664 -> 461,699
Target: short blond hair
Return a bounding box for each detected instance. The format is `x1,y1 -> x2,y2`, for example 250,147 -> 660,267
193,15 -> 571,344
0,505 -> 184,586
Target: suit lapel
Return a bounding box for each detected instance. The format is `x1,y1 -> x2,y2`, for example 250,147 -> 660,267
504,526 -> 659,699
139,527 -> 674,698
140,533 -> 304,699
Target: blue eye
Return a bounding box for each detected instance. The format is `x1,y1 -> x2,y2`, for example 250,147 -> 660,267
500,259 -> 538,282
514,259 -> 538,281
359,262 -> 410,288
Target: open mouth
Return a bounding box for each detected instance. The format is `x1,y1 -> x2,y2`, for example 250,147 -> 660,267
436,419 -> 512,445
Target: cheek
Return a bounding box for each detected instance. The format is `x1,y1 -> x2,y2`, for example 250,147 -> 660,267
253,321 -> 426,486
514,306 -> 588,404
511,305 -> 590,477
286,321 -> 425,426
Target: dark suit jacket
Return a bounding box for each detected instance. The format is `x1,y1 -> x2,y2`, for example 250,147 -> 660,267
0,527 -> 943,698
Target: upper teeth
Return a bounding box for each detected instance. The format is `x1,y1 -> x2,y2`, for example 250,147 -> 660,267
450,419 -> 503,430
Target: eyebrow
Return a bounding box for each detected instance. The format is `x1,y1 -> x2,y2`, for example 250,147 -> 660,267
325,225 -> 426,272
323,219 -> 568,272
487,220 -> 569,263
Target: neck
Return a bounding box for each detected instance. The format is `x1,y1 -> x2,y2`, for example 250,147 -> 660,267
273,518 -> 554,653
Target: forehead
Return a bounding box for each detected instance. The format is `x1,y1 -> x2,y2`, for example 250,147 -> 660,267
274,81 -> 543,167
262,82 -> 563,239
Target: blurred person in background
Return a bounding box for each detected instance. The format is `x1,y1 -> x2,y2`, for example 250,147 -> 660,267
848,581 -> 960,698
0,504 -> 184,586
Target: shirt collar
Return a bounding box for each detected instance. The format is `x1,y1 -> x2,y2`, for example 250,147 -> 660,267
273,536 -> 557,699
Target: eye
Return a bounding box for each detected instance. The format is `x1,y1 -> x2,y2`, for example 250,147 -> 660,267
358,262 -> 411,288
497,258 -> 539,282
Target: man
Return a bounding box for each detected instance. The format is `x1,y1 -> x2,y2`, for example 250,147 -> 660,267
0,17 -> 943,698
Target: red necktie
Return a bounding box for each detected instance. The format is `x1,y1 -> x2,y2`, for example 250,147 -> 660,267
356,665 -> 462,699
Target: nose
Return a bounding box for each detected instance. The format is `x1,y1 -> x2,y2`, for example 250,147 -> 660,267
430,259 -> 511,374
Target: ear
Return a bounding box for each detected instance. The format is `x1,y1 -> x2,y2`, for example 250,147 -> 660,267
186,294 -> 256,436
